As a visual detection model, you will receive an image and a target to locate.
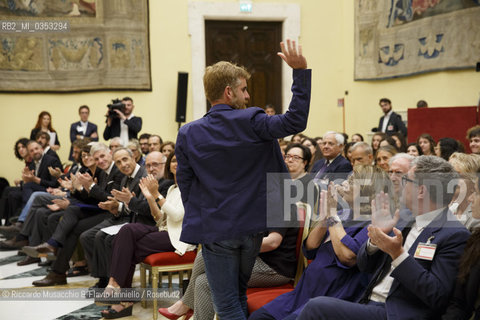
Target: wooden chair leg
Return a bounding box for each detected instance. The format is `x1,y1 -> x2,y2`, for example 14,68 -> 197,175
152,268 -> 158,320
179,270 -> 184,289
168,272 -> 172,289
140,265 -> 147,308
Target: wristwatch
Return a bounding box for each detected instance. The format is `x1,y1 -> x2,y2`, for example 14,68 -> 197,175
155,194 -> 164,202
326,215 -> 341,227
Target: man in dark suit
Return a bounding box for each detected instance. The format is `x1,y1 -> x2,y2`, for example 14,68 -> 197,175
35,131 -> 61,163
176,40 -> 310,319
297,155 -> 470,320
69,105 -> 98,160
30,143 -> 125,286
376,98 -> 407,137
22,141 -> 62,203
103,96 -> 142,146
79,147 -> 147,289
311,131 -> 352,181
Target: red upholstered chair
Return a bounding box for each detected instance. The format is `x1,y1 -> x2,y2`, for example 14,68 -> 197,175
140,249 -> 197,320
246,201 -> 313,314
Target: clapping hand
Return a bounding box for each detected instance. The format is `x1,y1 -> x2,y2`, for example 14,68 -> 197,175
371,191 -> 400,234
99,197 -> 120,216
111,187 -> 134,205
139,175 -> 159,200
48,166 -> 63,179
318,182 -> 338,223
47,198 -> 70,211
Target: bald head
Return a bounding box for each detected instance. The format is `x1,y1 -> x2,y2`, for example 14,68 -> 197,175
145,151 -> 167,179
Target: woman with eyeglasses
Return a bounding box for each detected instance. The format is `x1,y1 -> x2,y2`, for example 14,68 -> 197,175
250,165 -> 391,320
443,171 -> 480,319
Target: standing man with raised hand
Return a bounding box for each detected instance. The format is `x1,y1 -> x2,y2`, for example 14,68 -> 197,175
175,39 -> 311,319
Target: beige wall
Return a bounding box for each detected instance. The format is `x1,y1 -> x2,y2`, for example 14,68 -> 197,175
1,0 -> 478,184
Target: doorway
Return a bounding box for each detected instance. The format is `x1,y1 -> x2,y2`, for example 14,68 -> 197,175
205,20 -> 282,114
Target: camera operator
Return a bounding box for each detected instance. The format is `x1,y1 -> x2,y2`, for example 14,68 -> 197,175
103,96 -> 142,146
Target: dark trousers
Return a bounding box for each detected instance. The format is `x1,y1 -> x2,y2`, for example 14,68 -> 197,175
202,233 -> 263,320
51,206 -> 87,245
3,187 -> 23,224
52,212 -> 109,274
80,217 -> 129,278
110,223 -> 174,288
296,297 -> 386,320
20,193 -> 61,245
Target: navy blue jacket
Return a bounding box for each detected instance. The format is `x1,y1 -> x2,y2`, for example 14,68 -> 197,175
311,154 -> 352,182
357,208 -> 469,320
176,69 -> 311,244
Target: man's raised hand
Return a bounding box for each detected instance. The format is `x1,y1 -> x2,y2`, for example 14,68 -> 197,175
277,39 -> 307,69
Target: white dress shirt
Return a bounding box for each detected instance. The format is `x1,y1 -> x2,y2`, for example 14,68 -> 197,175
368,207 -> 444,303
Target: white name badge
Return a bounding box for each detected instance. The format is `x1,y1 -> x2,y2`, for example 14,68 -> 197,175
414,243 -> 437,261
387,125 -> 394,131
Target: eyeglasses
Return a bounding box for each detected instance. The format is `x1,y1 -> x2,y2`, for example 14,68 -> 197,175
401,175 -> 418,186
145,162 -> 166,169
388,170 -> 403,176
284,154 -> 304,161
81,154 -> 92,159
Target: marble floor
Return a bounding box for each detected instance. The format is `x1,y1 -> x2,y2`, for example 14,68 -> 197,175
0,236 -> 181,320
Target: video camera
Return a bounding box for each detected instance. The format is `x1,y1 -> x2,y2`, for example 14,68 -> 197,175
107,99 -> 125,119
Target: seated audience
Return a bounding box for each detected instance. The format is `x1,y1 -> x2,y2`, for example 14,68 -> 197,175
297,156 -> 470,320
36,131 -> 61,163
127,139 -> 145,166
371,132 -> 386,155
148,134 -> 163,153
467,125 -> 480,154
391,132 -> 407,152
435,137 -> 462,161
443,171 -> 480,319
160,141 -> 175,157
349,142 -> 374,167
301,137 -> 322,171
291,133 -> 305,144
250,165 -> 390,320
448,152 -> 480,231
99,152 -> 195,318
138,133 -> 151,156
379,136 -> 398,150
406,143 -> 422,157
311,131 -> 352,180
417,133 -> 435,156
343,141 -> 355,164
264,104 -> 276,116
109,137 -> 123,151
30,111 -> 60,151
375,145 -> 397,172
351,133 -> 364,143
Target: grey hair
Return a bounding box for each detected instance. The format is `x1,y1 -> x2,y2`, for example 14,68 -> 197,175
89,142 -> 109,156
412,155 -> 459,206
112,147 -> 134,158
323,131 -> 345,146
389,153 -> 414,166
350,142 -> 373,155
110,137 -> 123,147
127,139 -> 141,150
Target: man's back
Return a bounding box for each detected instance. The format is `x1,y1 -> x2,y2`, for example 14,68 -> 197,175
177,69 -> 311,244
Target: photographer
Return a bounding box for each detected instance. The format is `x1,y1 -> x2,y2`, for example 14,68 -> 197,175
103,97 -> 142,146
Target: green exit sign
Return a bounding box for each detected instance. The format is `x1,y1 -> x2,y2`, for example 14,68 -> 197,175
240,1 -> 252,13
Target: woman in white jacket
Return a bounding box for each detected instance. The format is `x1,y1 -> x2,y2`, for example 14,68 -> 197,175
100,152 -> 195,319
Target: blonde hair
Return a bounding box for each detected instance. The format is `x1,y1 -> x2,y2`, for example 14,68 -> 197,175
203,61 -> 251,103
